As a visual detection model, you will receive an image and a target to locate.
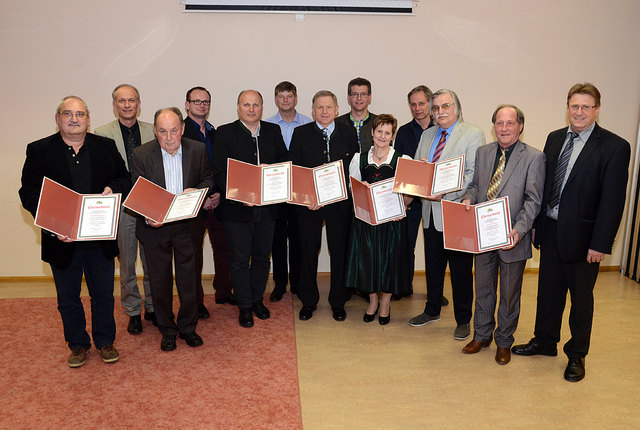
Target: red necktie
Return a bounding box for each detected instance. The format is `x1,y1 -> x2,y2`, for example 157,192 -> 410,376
433,130 -> 447,162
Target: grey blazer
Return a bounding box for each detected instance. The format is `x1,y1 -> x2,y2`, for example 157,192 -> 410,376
414,121 -> 485,231
462,140 -> 545,262
95,120 -> 155,170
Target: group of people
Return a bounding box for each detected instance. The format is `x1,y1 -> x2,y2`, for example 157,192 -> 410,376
19,78 -> 630,384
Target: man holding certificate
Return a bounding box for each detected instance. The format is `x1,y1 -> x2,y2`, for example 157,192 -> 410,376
289,90 -> 359,322
212,90 -> 288,328
409,89 -> 485,341
19,96 -> 130,368
132,107 -> 214,351
512,83 -> 630,382
460,105 -> 545,365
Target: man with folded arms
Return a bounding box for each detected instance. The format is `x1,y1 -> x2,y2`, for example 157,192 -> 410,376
461,105 -> 545,365
289,90 -> 358,322
182,86 -> 236,319
212,90 -> 288,328
132,107 -> 214,351
95,84 -> 157,335
266,81 -> 312,302
512,83 -> 630,382
409,89 -> 485,341
19,96 -> 129,367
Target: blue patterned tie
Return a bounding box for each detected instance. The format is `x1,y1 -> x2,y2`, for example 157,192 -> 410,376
548,132 -> 579,208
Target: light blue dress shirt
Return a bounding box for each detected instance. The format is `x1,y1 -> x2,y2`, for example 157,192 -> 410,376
161,145 -> 183,194
428,120 -> 459,162
266,111 -> 312,149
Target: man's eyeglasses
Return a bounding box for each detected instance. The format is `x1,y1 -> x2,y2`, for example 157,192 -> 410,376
349,92 -> 369,99
431,103 -> 452,113
59,111 -> 87,119
569,105 -> 596,112
189,99 -> 211,106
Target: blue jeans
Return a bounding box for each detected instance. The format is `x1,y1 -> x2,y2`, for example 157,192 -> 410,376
51,248 -> 116,350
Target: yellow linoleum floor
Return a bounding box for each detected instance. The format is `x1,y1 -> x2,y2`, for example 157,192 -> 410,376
2,271 -> 639,429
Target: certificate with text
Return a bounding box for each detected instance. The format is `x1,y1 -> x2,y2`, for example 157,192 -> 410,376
393,155 -> 464,198
351,177 -> 405,225
226,158 -> 292,205
290,160 -> 348,207
35,177 -> 121,241
441,196 -> 512,253
123,176 -> 207,223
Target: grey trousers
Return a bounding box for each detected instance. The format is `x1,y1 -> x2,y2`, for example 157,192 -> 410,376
118,208 -> 153,315
473,251 -> 526,348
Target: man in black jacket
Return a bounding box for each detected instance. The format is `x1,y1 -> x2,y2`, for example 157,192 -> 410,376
19,96 -> 130,368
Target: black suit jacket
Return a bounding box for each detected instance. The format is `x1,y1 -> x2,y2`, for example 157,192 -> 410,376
289,121 -> 358,219
533,123 -> 630,261
212,120 -> 288,223
336,112 -> 377,153
131,137 -> 214,245
19,132 -> 130,269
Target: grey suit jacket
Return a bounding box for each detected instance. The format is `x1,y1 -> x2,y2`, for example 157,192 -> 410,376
462,140 -> 545,262
95,119 -> 155,171
415,121 -> 485,231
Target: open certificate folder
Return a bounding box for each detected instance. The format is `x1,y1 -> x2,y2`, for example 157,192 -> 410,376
123,176 -> 207,223
290,160 -> 348,206
351,177 -> 406,225
226,159 -> 292,205
441,197 -> 513,253
34,177 -> 120,241
393,155 -> 464,198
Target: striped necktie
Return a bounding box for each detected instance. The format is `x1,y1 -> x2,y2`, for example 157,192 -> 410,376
433,130 -> 447,162
486,149 -> 506,200
548,132 -> 579,208
323,128 -> 330,162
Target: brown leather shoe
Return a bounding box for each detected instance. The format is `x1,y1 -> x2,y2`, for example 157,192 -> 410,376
462,338 -> 492,354
495,347 -> 511,365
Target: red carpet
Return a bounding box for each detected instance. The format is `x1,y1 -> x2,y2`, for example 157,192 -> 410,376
0,294 -> 302,429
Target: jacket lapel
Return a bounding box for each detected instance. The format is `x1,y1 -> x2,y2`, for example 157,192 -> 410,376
565,123 -> 600,186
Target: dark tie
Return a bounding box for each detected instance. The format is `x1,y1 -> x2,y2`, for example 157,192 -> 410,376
487,149 -> 506,200
548,132 -> 579,208
124,128 -> 138,171
323,128 -> 330,162
433,130 -> 447,162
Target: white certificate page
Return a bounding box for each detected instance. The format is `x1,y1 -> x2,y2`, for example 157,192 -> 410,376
431,155 -> 464,195
165,189 -> 207,222
475,198 -> 511,251
313,162 -> 346,205
371,179 -> 405,223
77,194 -> 120,240
261,163 -> 290,204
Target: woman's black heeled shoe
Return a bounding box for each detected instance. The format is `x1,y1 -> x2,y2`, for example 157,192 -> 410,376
378,311 -> 390,325
363,305 -> 379,323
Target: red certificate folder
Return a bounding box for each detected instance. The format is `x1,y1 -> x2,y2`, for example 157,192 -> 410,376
226,159 -> 292,205
123,177 -> 206,223
351,177 -> 406,225
441,197 -> 513,253
393,155 -> 464,198
34,177 -> 120,241
290,160 -> 348,206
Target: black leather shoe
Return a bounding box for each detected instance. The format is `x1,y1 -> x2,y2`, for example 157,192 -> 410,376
239,308 -> 254,328
363,305 -> 379,323
441,296 -> 450,306
564,357 -> 586,382
198,303 -> 210,320
179,331 -> 203,347
512,339 -> 558,356
127,315 -> 143,335
299,306 -> 315,321
144,311 -> 158,327
215,293 -> 238,305
332,307 -> 347,322
378,314 -> 390,325
252,302 -> 271,320
269,289 -> 285,302
161,334 -> 177,351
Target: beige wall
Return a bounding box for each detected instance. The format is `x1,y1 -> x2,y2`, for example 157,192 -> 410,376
2,0 -> 639,276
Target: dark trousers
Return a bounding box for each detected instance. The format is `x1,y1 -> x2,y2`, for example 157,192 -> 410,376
534,218 -> 600,358
423,215 -> 473,324
143,223 -> 198,336
194,209 -> 232,303
272,204 -> 301,293
50,248 -> 116,350
223,207 -> 275,309
296,205 -> 351,309
405,199 -> 423,293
